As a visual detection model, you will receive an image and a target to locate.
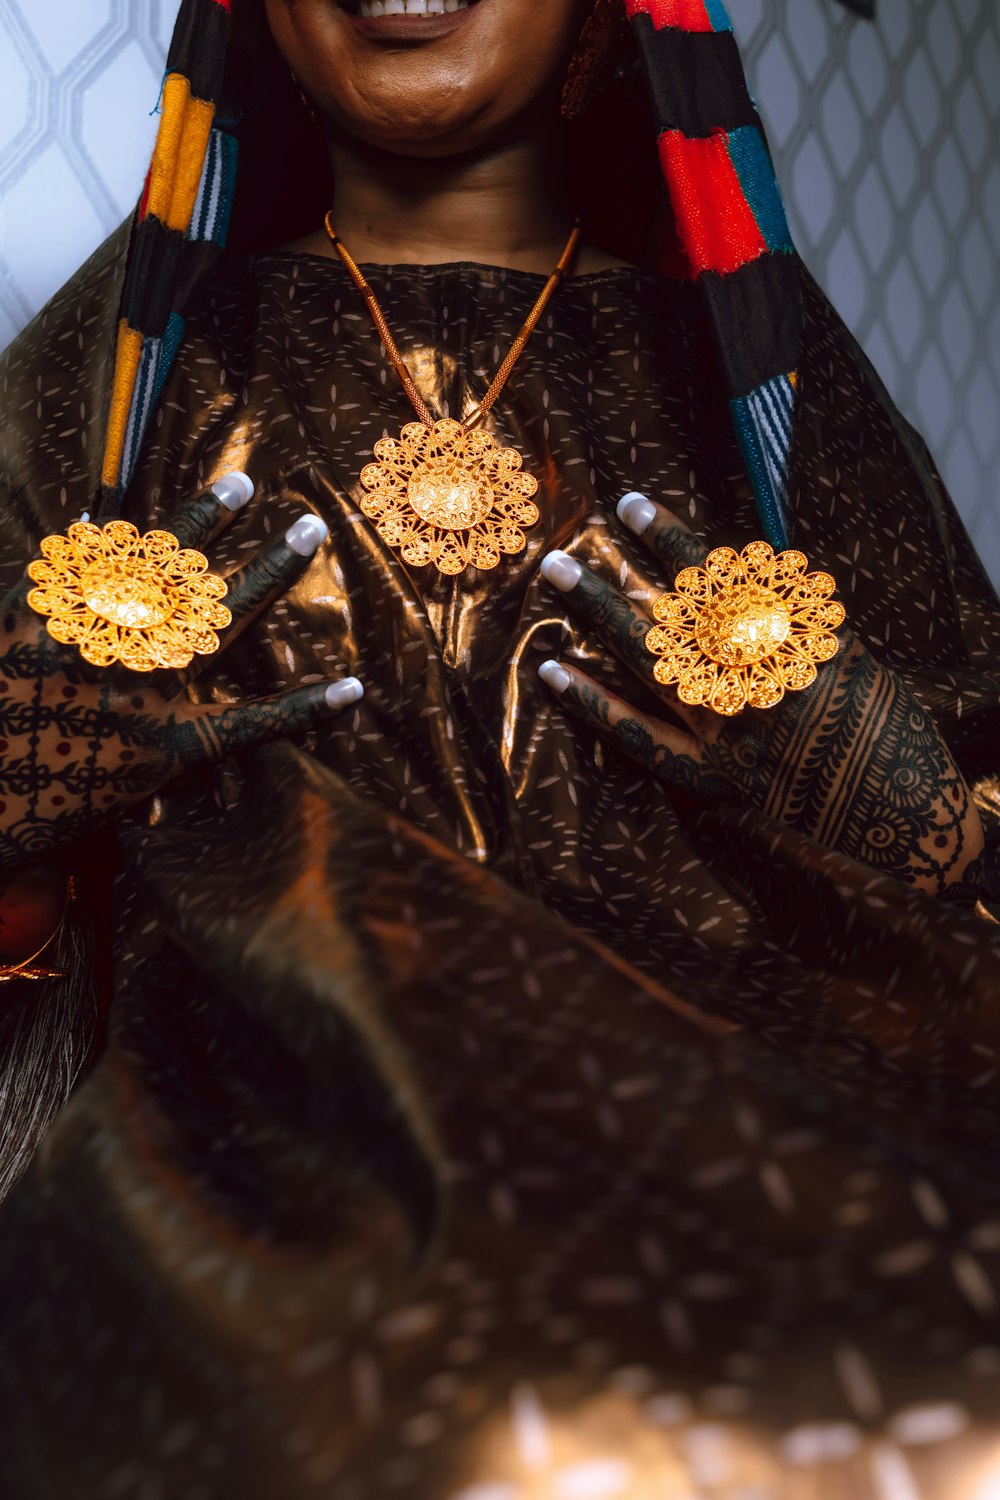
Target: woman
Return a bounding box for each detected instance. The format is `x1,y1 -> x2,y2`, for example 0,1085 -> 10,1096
0,0 -> 998,1494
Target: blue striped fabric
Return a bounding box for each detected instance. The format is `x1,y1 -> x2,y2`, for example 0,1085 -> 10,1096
104,130 -> 239,502
730,373 -> 796,549
187,128 -> 239,247
702,0 -> 733,31
152,313 -> 187,409
725,126 -> 794,255
120,314 -> 188,490
121,336 -> 166,492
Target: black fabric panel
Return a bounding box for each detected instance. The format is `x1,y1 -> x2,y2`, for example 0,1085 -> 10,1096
167,0 -> 230,103
121,220 -> 185,338
630,18 -> 759,139
702,253 -> 802,396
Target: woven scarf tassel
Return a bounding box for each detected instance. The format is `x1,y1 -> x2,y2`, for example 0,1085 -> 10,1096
627,0 -> 803,545
99,0 -> 234,503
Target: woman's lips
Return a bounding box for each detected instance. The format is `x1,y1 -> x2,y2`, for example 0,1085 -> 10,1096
339,0 -> 479,45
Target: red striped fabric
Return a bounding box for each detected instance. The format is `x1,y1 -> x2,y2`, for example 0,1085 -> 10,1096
625,0 -> 716,30
657,130 -> 768,274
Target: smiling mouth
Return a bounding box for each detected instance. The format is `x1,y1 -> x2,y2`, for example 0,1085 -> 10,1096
339,0 -> 480,17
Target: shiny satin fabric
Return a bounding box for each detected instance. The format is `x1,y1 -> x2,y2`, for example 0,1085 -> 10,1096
1,228 -> 1000,1499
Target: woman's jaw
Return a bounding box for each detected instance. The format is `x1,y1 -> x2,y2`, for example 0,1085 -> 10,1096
267,0 -> 589,158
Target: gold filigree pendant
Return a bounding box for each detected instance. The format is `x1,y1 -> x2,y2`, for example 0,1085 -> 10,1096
359,418 -> 540,577
646,541 -> 846,716
26,520 -> 231,672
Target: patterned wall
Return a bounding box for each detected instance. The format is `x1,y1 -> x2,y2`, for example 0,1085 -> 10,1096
0,0 -> 998,584
732,0 -> 1000,587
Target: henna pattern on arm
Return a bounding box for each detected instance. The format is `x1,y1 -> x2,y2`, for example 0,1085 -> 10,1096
563,630 -> 981,899
753,647 -> 978,896
571,570 -> 654,679
0,518 -> 342,871
554,508 -> 984,901
660,642 -> 981,899
567,680 -> 734,804
222,539 -> 302,624
649,523 -> 706,578
165,493 -> 229,549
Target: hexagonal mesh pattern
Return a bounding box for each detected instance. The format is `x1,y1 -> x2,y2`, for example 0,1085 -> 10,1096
0,0 -> 174,346
0,0 -> 997,583
731,0 -> 1000,586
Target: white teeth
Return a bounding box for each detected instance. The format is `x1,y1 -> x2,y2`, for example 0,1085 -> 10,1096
354,0 -> 469,17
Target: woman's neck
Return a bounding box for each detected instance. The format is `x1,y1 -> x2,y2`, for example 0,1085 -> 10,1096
277,128 -> 629,275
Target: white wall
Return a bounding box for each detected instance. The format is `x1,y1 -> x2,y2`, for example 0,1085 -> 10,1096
0,0 -> 998,584
733,0 -> 1000,586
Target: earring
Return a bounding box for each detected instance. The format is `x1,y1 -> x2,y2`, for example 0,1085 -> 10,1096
289,68 -> 321,128
561,0 -> 634,120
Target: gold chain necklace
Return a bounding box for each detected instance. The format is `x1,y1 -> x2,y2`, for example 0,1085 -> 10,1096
324,212 -> 581,578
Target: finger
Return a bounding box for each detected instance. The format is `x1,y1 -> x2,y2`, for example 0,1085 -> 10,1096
539,550 -> 706,736
616,491 -> 709,581
163,472 -> 255,550
540,550 -> 655,677
175,676 -> 364,766
536,660 -> 714,792
216,513 -> 329,639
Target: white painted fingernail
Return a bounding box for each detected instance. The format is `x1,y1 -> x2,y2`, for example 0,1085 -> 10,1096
538,660 -> 572,694
285,514 -> 329,557
212,471 -> 255,510
325,677 -> 364,710
617,491 -> 656,535
540,550 -> 583,592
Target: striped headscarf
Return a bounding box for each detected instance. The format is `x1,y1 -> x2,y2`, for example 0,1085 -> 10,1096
100,0 -> 235,503
100,0 -> 805,547
627,0 -> 800,546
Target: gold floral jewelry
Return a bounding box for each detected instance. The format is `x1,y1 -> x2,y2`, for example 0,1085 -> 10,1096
324,213 -> 581,578
359,419 -> 541,575
26,519 -> 231,672
645,541 -> 846,717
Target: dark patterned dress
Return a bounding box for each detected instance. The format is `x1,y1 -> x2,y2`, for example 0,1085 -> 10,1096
0,237 -> 999,1499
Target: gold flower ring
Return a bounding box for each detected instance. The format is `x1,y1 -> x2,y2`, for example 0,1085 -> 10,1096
26,520 -> 231,672
645,541 -> 846,716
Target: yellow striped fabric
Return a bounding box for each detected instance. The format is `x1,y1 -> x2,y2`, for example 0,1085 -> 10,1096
101,322 -> 145,488
145,73 -> 216,234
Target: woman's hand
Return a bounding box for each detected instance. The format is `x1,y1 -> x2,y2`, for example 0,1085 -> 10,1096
0,475 -> 363,872
537,492 -> 984,900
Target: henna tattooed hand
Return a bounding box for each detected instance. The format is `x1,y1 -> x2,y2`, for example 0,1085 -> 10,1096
0,475 -> 364,872
536,493 -> 984,900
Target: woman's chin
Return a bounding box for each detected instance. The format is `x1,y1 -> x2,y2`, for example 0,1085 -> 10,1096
272,0 -> 586,160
